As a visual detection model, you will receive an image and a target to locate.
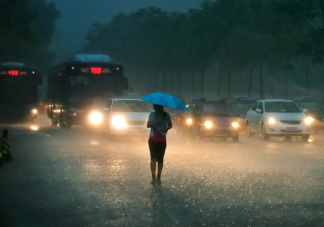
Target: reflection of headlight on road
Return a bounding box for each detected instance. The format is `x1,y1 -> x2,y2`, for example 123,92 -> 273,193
32,109 -> 37,114
304,117 -> 313,125
90,112 -> 102,124
268,118 -> 277,124
231,122 -> 239,128
112,116 -> 126,129
186,119 -> 193,125
204,121 -> 212,128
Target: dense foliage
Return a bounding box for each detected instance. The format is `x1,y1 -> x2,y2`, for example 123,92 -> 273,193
0,0 -> 60,72
84,0 -> 324,98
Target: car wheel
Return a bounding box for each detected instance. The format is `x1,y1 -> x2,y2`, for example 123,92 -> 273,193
232,136 -> 239,142
261,123 -> 270,140
302,135 -> 310,142
246,122 -> 254,137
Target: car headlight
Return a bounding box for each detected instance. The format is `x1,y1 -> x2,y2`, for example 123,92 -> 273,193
89,112 -> 102,124
304,117 -> 313,125
32,109 -> 37,114
204,121 -> 213,128
308,117 -> 315,122
268,118 -> 277,124
231,122 -> 239,128
186,119 -> 193,125
112,116 -> 126,129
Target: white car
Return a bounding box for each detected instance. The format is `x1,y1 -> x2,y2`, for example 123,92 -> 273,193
101,98 -> 152,137
246,99 -> 312,141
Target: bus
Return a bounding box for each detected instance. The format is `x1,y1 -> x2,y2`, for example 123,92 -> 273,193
46,54 -> 128,128
0,62 -> 42,122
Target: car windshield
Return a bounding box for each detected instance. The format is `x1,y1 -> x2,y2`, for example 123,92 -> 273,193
202,104 -> 234,116
92,99 -> 109,109
265,102 -> 302,113
300,101 -> 324,111
231,102 -> 254,113
112,100 -> 151,112
185,104 -> 196,113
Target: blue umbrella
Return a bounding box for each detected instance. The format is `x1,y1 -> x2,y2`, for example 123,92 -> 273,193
141,92 -> 188,110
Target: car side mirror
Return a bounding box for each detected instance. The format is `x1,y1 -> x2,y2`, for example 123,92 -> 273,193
103,108 -> 109,112
303,109 -> 308,113
234,113 -> 240,118
256,109 -> 262,113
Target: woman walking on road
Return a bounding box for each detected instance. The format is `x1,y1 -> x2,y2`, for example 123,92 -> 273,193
147,104 -> 172,185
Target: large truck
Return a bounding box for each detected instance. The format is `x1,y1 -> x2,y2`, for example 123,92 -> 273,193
0,62 -> 42,122
46,54 -> 128,128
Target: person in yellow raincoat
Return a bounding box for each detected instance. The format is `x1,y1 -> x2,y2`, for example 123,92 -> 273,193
1,129 -> 13,161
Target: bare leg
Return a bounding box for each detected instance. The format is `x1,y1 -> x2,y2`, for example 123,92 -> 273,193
151,159 -> 156,175
157,162 -> 163,176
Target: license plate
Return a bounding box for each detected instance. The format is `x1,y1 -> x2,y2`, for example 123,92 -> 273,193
286,127 -> 298,131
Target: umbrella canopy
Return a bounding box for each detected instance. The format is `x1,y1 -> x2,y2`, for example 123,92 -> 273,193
141,92 -> 188,110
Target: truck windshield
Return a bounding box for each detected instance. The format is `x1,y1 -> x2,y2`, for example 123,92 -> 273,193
0,76 -> 36,104
265,102 -> 302,113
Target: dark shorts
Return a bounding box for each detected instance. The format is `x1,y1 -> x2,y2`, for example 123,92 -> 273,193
148,140 -> 166,163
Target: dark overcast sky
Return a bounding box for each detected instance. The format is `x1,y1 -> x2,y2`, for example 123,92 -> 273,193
52,0 -> 203,59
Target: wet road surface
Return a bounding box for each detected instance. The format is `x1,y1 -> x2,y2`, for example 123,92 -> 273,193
0,116 -> 324,226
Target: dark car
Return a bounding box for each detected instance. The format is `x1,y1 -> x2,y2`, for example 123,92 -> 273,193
229,96 -> 256,130
191,99 -> 240,142
170,97 -> 204,135
295,97 -> 324,132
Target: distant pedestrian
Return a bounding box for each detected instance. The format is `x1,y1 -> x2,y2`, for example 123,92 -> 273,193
147,104 -> 172,185
1,129 -> 13,161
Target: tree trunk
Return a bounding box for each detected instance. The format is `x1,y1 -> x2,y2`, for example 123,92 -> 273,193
201,72 -> 205,96
163,72 -> 167,92
192,72 -> 195,94
177,71 -> 181,93
284,70 -> 288,99
154,73 -> 158,91
258,63 -> 264,99
227,69 -> 231,97
217,63 -> 223,96
305,65 -> 309,96
247,67 -> 253,97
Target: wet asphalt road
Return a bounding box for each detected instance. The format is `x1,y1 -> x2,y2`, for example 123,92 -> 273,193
0,115 -> 324,227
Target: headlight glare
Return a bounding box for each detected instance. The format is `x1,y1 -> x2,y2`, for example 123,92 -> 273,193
186,119 -> 193,125
231,122 -> 239,128
204,121 -> 212,128
304,117 -> 313,125
90,112 -> 102,124
32,109 -> 37,114
112,116 -> 126,129
268,118 -> 277,124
